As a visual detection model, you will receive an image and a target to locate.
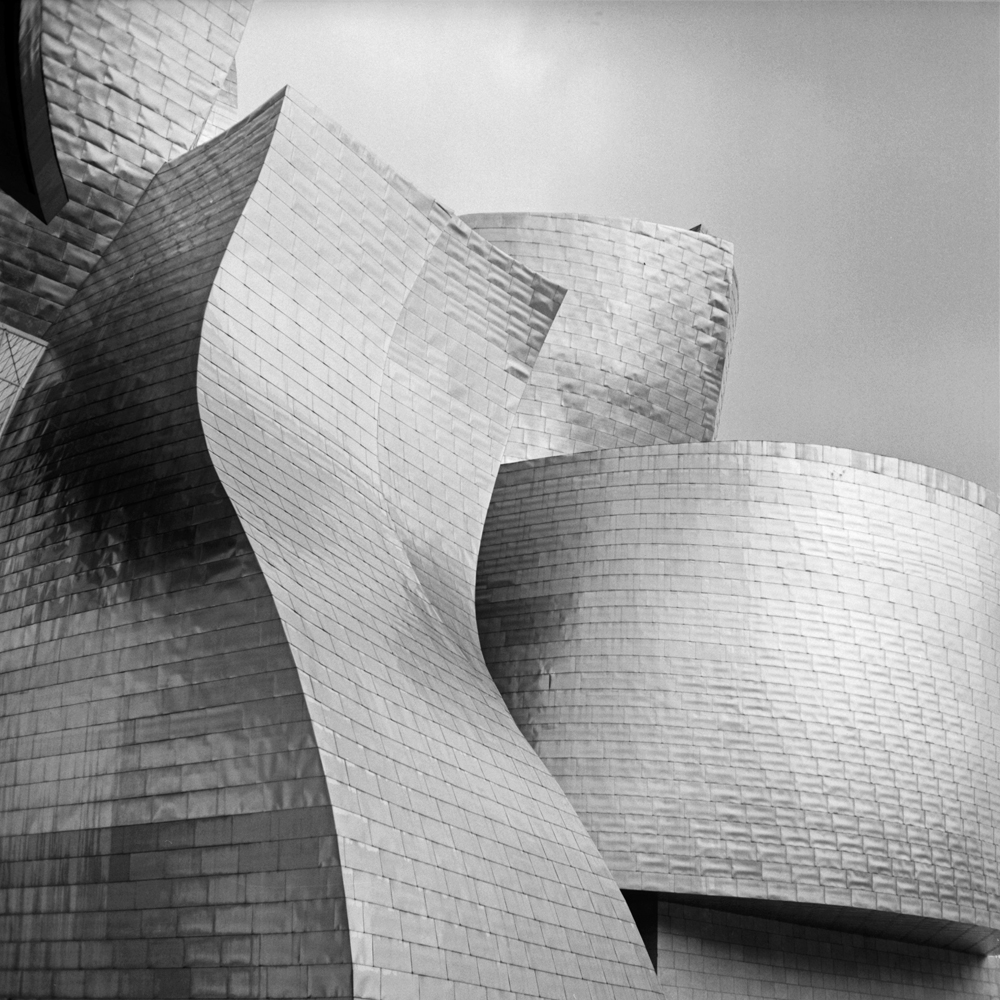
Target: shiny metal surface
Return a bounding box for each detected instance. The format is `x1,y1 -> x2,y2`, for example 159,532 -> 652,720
0,78 -> 660,997
4,1 -> 992,994
0,95 -> 352,1000
477,441 -> 1000,954
0,0 -> 253,337
462,213 -> 737,462
0,0 -> 68,222
198,88 -> 658,1000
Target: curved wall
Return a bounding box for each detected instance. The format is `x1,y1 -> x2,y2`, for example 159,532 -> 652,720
0,0 -> 68,223
463,213 -> 737,462
0,95 -> 355,1000
0,84 -> 660,998
476,441 -> 1000,952
198,88 -> 658,999
0,0 -> 253,337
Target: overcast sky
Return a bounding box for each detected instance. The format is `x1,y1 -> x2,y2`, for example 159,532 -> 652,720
237,1 -> 999,491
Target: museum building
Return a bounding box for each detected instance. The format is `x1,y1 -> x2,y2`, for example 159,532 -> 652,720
0,3 -> 998,998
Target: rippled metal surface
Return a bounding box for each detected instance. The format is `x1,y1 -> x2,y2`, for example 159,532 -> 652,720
477,441 -> 1000,954
0,95 -> 353,1000
463,213 -> 737,462
0,81 -> 661,997
198,89 -> 659,999
0,0 -> 253,337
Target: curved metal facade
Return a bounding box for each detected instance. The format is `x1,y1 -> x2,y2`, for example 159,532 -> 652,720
0,0 -> 68,223
0,85 -> 659,998
477,441 -> 1000,953
0,93 -> 357,1000
463,213 -> 736,462
2,3 -> 998,995
196,89 -> 656,1000
0,0 -> 253,338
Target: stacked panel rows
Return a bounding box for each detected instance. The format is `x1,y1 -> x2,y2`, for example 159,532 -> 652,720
463,213 -> 736,462
0,95 -> 353,999
0,0 -> 252,337
477,441 -> 1000,953
199,89 -> 659,1000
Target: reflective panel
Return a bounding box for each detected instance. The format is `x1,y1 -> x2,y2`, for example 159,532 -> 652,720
199,89 -> 658,1000
0,0 -> 254,337
463,213 -> 737,461
0,93 -> 354,1000
0,84 -> 660,998
477,441 -> 1000,956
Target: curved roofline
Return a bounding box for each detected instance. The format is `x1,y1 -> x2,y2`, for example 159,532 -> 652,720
462,211 -> 731,249
504,439 -> 999,513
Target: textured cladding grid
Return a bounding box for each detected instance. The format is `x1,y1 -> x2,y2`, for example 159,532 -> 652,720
378,224 -> 562,649
462,213 -> 736,463
476,442 -> 1000,948
0,95 -> 353,999
0,0 -> 252,337
196,88 -> 659,999
657,899 -> 1000,998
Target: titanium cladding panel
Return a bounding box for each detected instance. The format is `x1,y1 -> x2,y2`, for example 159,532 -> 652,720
198,88 -> 657,1000
463,213 -> 737,462
0,0 -> 252,337
477,441 -> 1000,951
0,85 -> 660,999
0,93 -> 356,1000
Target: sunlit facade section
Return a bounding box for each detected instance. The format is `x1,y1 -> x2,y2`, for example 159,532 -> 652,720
464,213 -> 736,461
478,441 -> 1000,983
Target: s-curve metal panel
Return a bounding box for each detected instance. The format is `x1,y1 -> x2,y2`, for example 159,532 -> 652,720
463,213 -> 737,462
477,441 -> 1000,953
197,88 -> 659,999
0,95 -> 353,1000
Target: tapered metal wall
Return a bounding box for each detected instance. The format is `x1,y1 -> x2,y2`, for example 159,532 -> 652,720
0,85 -> 660,998
0,93 -> 355,1000
0,0 -> 253,337
197,88 -> 658,1000
463,214 -> 736,462
477,442 -> 1000,956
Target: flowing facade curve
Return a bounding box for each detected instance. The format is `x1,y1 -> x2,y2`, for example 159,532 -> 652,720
0,81 -> 659,999
462,213 -> 737,463
2,5 -> 999,999
0,0 -> 253,339
476,442 -> 1000,993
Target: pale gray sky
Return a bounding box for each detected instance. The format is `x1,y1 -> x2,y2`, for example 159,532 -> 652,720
238,1 -> 999,491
